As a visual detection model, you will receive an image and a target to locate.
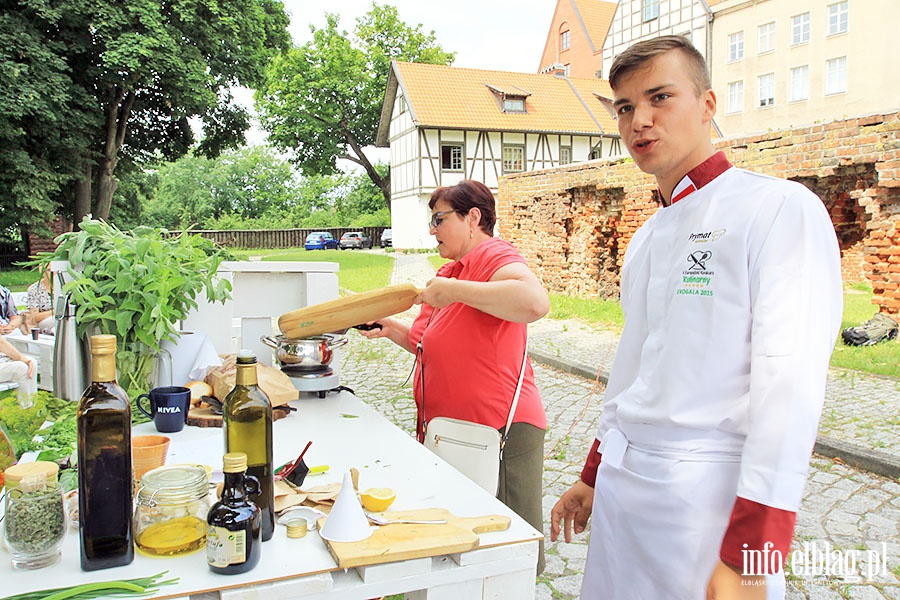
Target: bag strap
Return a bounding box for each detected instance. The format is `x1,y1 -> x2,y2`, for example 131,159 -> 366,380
500,331 -> 528,459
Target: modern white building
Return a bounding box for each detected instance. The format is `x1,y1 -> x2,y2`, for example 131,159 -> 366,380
376,61 -> 621,249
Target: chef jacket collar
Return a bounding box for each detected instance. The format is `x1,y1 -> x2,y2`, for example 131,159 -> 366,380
662,151 -> 733,207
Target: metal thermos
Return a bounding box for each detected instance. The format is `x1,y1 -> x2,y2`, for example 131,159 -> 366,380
53,294 -> 90,401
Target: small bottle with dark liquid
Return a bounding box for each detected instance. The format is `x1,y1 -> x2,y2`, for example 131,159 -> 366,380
206,452 -> 261,575
77,334 -> 134,571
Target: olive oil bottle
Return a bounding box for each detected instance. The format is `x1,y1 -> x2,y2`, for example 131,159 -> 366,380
77,334 -> 134,571
206,452 -> 261,574
222,350 -> 274,541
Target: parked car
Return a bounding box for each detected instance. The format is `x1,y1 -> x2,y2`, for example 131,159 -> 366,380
304,231 -> 339,251
380,228 -> 393,248
339,231 -> 373,250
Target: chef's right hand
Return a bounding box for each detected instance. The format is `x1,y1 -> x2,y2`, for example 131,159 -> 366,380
550,480 -> 594,543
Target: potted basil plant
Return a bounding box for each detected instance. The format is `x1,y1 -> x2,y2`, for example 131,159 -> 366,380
43,220 -> 232,402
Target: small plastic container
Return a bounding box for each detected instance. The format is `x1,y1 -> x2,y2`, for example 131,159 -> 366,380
133,465 -> 210,557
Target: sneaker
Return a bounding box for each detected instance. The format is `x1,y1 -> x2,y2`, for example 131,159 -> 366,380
841,312 -> 899,346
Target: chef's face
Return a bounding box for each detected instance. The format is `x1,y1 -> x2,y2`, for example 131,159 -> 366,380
429,200 -> 470,261
612,49 -> 716,200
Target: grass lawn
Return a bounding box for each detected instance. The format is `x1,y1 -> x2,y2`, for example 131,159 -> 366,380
0,266 -> 39,292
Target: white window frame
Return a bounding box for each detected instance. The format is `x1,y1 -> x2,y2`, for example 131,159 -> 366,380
564,63 -> 570,77
642,0 -> 659,22
758,22 -> 775,54
791,12 -> 810,45
560,30 -> 571,51
502,145 -> 525,173
827,1 -> 849,36
559,146 -> 572,165
790,65 -> 809,102
727,81 -> 744,114
728,31 -> 744,62
440,143 -> 464,172
825,56 -> 848,95
757,73 -> 775,108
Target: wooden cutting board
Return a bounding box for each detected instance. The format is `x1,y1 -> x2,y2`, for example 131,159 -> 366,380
319,508 -> 510,568
278,283 -> 421,339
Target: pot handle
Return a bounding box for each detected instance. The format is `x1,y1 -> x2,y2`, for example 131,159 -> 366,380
326,336 -> 349,350
260,335 -> 280,349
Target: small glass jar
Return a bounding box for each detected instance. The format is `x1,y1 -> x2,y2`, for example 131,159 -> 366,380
3,475 -> 66,569
134,465 -> 210,556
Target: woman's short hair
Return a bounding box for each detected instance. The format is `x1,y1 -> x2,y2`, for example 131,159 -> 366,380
428,180 -> 496,235
609,35 -> 711,96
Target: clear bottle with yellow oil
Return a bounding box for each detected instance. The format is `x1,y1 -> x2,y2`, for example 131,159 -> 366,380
133,465 -> 210,556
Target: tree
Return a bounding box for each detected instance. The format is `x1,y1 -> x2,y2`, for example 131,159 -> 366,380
256,3 -> 455,208
0,0 -> 292,231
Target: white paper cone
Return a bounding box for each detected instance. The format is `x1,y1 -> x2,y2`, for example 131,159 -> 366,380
319,471 -> 373,543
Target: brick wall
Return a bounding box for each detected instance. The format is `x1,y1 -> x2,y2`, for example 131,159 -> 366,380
498,111 -> 900,316
27,217 -> 72,256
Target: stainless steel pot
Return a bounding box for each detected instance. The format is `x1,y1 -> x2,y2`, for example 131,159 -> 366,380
260,334 -> 348,367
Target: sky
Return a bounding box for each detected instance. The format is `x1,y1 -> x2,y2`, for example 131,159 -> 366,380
239,1 -> 556,149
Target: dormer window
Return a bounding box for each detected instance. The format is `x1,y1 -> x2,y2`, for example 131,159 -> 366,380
486,84 -> 530,114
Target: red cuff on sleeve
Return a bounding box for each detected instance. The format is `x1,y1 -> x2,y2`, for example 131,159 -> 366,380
580,438 -> 602,487
720,496 -> 796,573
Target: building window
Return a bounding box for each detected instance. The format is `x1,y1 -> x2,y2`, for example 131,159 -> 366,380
590,145 -> 603,160
757,73 -> 775,107
502,97 -> 527,113
502,145 -> 525,173
560,146 -> 572,165
728,32 -> 744,62
758,22 -> 775,54
791,12 -> 810,45
564,63 -> 571,77
828,2 -> 849,35
441,143 -> 463,171
826,56 -> 848,94
790,65 -> 809,101
560,30 -> 571,51
727,81 -> 744,114
642,0 -> 659,22
398,95 -> 407,114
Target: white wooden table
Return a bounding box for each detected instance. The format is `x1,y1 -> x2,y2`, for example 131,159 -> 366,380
1,392 -> 541,599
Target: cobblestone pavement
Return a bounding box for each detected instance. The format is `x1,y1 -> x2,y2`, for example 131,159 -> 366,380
339,253 -> 900,599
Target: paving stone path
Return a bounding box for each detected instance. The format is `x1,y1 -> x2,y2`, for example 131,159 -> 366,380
338,253 -> 900,599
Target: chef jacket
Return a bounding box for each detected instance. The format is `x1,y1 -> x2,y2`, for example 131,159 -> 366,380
580,151 -> 843,570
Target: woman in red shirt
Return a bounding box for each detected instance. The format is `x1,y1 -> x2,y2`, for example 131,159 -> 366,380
360,180 -> 550,572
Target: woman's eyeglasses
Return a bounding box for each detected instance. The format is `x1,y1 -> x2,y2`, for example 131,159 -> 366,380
429,211 -> 454,228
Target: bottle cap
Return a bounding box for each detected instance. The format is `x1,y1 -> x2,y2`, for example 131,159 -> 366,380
236,349 -> 257,365
90,334 -> 117,354
3,461 -> 59,490
286,518 -> 308,538
223,452 -> 248,473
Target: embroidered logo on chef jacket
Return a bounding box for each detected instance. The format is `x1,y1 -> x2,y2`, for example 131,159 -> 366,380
677,250 -> 716,297
688,229 -> 726,244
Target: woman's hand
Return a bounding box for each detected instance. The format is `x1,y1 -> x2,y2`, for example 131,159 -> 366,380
23,356 -> 35,378
550,480 -> 595,543
355,317 -> 415,354
416,277 -> 458,309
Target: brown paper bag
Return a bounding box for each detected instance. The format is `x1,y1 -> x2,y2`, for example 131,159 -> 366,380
206,354 -> 298,407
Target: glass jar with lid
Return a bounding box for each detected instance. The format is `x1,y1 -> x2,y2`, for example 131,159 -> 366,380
3,474 -> 66,569
134,465 -> 210,556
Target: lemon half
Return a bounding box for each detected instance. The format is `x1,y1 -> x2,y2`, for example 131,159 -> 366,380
359,487 -> 396,512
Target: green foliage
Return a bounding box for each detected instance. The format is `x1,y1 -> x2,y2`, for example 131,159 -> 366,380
256,3 -> 455,205
549,294 -> 625,329
830,284 -> 900,378
0,267 -> 38,292
16,393 -> 79,463
42,220 -> 232,395
0,393 -> 49,454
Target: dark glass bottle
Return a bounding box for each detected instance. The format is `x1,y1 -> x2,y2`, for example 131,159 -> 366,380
77,334 -> 134,571
206,452 -> 261,574
222,350 -> 274,541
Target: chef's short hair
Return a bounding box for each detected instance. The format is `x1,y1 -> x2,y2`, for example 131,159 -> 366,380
609,35 -> 711,97
429,180 -> 496,236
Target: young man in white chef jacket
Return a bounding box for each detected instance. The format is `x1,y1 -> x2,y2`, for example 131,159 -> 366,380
550,35 -> 843,599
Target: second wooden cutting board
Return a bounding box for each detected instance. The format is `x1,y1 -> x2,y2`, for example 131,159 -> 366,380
278,283 -> 421,339
319,508 -> 510,568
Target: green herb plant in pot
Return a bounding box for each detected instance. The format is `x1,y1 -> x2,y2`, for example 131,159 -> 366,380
41,220 -> 232,421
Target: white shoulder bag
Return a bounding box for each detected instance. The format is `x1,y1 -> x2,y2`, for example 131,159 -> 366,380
423,339 -> 528,495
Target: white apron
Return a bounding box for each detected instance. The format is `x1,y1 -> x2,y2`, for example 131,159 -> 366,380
580,428 -> 786,599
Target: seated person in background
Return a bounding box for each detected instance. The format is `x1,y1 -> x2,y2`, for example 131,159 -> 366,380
0,334 -> 37,399
0,276 -> 23,335
24,263 -> 54,333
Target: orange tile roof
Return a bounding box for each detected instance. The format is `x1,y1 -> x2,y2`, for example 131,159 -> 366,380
387,61 -> 618,137
572,0 -> 618,51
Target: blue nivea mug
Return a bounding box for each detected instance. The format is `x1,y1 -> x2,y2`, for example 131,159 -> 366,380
137,386 -> 191,433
